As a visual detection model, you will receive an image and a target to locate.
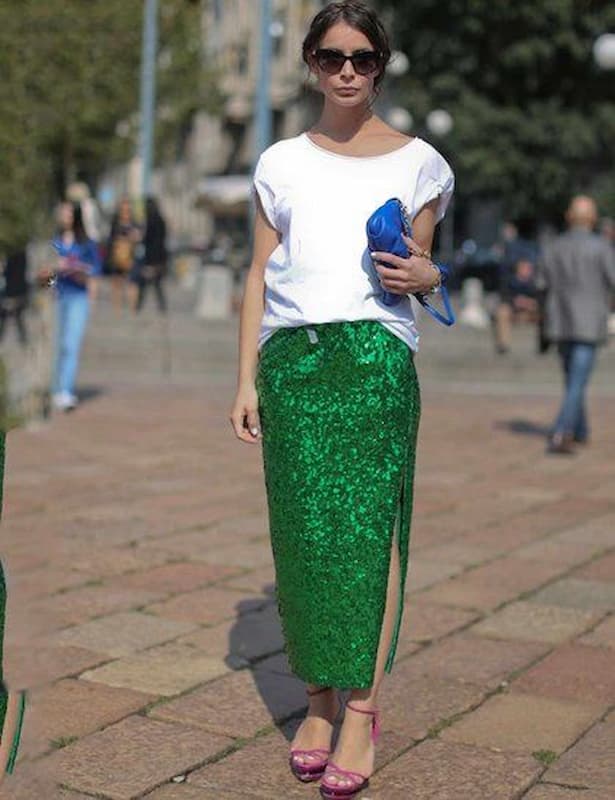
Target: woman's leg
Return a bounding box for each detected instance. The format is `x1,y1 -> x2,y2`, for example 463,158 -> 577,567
290,685 -> 339,766
111,274 -> 123,313
52,294 -> 68,395
324,529 -> 401,788
154,271 -> 167,313
56,293 -> 90,398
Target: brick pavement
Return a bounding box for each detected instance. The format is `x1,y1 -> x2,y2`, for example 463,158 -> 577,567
1,291 -> 614,799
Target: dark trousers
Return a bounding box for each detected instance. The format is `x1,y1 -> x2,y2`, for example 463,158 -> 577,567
136,265 -> 166,313
0,298 -> 28,345
553,341 -> 597,441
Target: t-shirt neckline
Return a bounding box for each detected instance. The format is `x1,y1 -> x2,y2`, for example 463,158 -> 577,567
301,132 -> 421,161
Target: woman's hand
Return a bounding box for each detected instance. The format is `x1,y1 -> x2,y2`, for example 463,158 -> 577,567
229,383 -> 262,444
371,233 -> 440,296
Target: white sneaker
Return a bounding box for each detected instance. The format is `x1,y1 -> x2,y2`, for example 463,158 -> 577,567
52,392 -> 78,412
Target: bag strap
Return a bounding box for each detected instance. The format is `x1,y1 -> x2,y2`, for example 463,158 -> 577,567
415,280 -> 456,326
396,200 -> 456,327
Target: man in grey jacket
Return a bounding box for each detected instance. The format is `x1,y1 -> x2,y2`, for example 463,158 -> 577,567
539,195 -> 615,454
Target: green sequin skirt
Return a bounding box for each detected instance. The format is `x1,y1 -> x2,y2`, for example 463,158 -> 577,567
257,320 -> 421,689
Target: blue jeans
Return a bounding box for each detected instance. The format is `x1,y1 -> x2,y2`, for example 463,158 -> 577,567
53,290 -> 90,397
553,341 -> 597,441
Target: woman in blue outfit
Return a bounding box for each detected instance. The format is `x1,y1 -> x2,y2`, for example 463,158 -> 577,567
49,202 -> 101,412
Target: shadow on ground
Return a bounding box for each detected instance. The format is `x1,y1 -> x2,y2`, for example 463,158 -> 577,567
227,584 -> 320,744
495,418 -> 551,438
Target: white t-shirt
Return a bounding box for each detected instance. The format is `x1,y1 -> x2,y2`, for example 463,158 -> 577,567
253,132 -> 454,351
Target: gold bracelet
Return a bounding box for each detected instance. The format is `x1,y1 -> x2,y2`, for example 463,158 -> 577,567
417,248 -> 432,259
428,264 -> 442,294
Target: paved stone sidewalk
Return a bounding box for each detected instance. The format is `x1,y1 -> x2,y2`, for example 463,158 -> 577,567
1,293 -> 614,799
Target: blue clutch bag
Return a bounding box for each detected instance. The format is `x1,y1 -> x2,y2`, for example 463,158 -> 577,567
366,198 -> 455,326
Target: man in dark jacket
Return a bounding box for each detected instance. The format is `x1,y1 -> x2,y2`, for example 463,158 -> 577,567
538,195 -> 615,454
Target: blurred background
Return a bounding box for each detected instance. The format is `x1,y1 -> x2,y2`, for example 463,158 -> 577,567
0,0 -> 614,424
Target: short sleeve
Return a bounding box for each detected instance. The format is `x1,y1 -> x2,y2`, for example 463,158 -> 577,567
410,145 -> 455,224
253,153 -> 278,230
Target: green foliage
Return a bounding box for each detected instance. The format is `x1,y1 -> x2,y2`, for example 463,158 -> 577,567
378,0 -> 615,222
0,0 -> 220,251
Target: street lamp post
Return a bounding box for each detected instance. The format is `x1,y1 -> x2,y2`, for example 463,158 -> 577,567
139,0 -> 159,199
254,0 -> 273,160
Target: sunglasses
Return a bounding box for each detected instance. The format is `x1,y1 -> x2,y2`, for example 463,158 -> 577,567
312,48 -> 382,76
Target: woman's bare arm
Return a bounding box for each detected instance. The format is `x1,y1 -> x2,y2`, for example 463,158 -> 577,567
230,196 -> 280,443
411,198 -> 439,255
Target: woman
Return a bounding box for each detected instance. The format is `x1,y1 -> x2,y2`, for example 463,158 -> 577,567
135,196 -> 168,314
106,197 -> 140,313
48,202 -> 101,412
229,3 -> 454,798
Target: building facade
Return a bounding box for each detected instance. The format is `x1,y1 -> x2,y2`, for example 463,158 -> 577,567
98,1 -> 323,250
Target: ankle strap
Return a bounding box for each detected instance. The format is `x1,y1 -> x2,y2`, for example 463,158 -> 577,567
307,686 -> 331,698
346,702 -> 378,717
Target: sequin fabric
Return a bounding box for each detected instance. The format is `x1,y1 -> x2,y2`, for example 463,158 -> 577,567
256,321 -> 421,688
1,433 -> 7,719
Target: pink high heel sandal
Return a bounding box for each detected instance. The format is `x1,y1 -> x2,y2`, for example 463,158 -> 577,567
319,703 -> 381,799
289,686 -> 336,783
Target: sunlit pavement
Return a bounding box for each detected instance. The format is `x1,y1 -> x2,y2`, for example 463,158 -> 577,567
2,282 -> 614,799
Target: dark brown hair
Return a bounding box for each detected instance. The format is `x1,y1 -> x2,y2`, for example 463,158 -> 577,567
302,1 -> 391,89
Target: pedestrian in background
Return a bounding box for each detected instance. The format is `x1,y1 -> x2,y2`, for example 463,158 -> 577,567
230,2 -> 454,797
44,202 -> 101,412
135,196 -> 168,314
493,218 -> 539,354
106,197 -> 140,314
538,195 -> 615,454
0,249 -> 29,347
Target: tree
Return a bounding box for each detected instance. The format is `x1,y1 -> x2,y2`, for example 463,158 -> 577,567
378,0 -> 615,224
0,0 -> 220,251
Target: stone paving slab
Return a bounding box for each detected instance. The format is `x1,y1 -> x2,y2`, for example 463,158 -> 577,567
145,784 -> 249,800
579,614 -> 615,649
379,657 -> 487,742
188,728 -> 317,798
417,558 -> 567,611
0,758 -> 57,800
400,600 -> 480,644
80,641 -> 231,696
471,601 -> 602,644
441,692 -> 602,753
574,550 -> 615,582
25,585 -> 162,629
47,611 -> 197,657
368,739 -> 541,799
542,713 -> 615,791
178,603 -> 285,664
524,787 -> 614,800
401,633 -> 549,688
4,643 -> 109,688
150,668 -> 306,739
529,577 -> 615,612
144,585 -> 270,626
20,678 -> 154,758
104,561 -> 242,596
512,644 -> 615,707
48,714 -> 233,799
